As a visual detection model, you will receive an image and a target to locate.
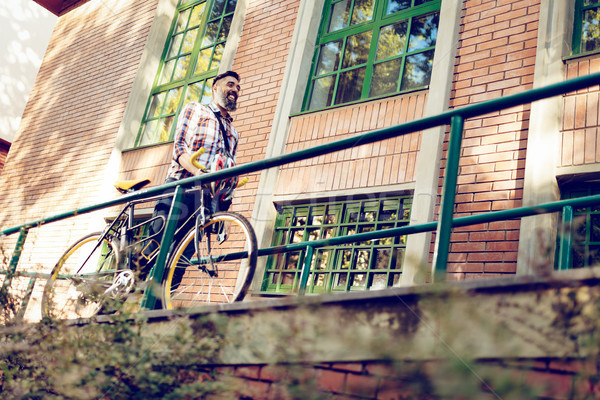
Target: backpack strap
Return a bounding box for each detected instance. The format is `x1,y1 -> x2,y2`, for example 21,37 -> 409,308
210,107 -> 233,158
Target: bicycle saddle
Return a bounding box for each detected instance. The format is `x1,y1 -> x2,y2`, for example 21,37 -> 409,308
114,178 -> 151,194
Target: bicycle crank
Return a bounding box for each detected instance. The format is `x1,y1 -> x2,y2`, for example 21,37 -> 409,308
104,270 -> 135,299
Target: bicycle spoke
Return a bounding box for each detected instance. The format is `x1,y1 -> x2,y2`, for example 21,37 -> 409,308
163,212 -> 257,309
42,232 -> 120,320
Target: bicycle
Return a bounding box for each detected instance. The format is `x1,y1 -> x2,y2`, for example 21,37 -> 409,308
40,150 -> 258,319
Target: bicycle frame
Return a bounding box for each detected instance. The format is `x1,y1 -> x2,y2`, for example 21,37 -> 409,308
57,185 -> 214,311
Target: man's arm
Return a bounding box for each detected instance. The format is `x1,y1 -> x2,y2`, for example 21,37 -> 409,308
177,152 -> 204,177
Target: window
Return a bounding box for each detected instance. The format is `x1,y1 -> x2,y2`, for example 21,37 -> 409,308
556,183 -> 600,270
303,0 -> 440,112
263,196 -> 412,294
573,0 -> 600,56
135,0 -> 237,147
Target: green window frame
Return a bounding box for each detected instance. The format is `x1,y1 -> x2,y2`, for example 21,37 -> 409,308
135,0 -> 237,147
263,195 -> 412,294
303,0 -> 440,112
572,0 -> 600,56
556,183 -> 600,270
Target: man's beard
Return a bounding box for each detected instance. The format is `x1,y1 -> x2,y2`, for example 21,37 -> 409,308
216,90 -> 237,111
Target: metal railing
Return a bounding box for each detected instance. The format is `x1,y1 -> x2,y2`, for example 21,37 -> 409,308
2,72 -> 600,312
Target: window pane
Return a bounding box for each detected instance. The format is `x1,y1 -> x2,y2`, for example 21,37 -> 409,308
210,0 -> 226,19
164,87 -> 183,114
316,40 -> 342,75
400,49 -> 434,90
309,75 -> 335,109
189,3 -> 206,27
203,21 -> 219,46
387,0 -> 410,14
342,30 -> 372,68
374,249 -> 390,269
408,12 -> 438,52
350,0 -> 375,25
194,48 -> 213,75
138,120 -> 158,146
160,59 -> 176,84
370,59 -> 401,97
158,116 -> 175,142
371,273 -> 387,289
415,0 -> 435,5
582,7 -> 600,53
148,91 -> 166,118
376,21 -> 408,60
328,0 -> 350,32
211,43 -> 225,69
167,33 -> 184,58
351,273 -> 367,287
219,15 -> 233,41
336,66 -> 366,104
173,55 -> 191,80
225,0 -> 237,13
175,8 -> 191,33
181,28 -> 199,53
591,214 -> 600,242
185,80 -> 206,103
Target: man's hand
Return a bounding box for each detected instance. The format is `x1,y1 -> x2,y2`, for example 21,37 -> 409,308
178,152 -> 205,177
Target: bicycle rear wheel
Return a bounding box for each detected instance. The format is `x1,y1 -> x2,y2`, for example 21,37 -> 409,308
41,232 -> 120,319
162,212 -> 257,309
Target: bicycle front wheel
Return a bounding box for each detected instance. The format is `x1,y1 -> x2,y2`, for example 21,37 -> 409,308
41,232 -> 120,319
162,212 -> 257,309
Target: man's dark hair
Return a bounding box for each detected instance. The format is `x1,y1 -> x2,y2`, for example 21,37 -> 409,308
212,71 -> 240,87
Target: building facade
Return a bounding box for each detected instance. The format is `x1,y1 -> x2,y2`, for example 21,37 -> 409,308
2,0 -> 600,396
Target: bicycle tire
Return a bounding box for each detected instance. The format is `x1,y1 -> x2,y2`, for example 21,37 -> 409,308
41,232 -> 121,319
162,212 -> 257,309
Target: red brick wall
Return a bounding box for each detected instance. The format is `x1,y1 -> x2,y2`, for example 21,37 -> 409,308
276,93 -> 426,196
560,57 -> 600,167
200,358 -> 597,399
440,0 -> 539,280
0,0 -> 159,269
229,0 -> 301,215
0,139 -> 9,174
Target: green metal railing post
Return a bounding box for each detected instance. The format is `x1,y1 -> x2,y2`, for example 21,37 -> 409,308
557,205 -> 573,270
140,186 -> 185,310
298,245 -> 314,296
0,227 -> 29,299
432,115 -> 464,282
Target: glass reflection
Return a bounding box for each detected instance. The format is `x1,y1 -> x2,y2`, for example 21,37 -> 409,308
342,30 -> 372,68
328,0 -> 350,32
408,12 -> 438,52
582,8 -> 600,53
350,0 -> 374,25
400,49 -> 434,90
376,21 -> 408,60
336,67 -> 366,104
309,75 -> 335,109
316,40 -> 342,75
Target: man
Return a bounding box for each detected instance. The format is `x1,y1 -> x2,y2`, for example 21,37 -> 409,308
140,71 -> 241,273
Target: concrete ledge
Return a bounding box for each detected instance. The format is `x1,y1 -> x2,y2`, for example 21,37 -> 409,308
96,268 -> 600,365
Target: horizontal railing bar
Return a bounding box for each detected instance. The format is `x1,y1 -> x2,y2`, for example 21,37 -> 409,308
3,72 -> 599,238
256,193 -> 600,257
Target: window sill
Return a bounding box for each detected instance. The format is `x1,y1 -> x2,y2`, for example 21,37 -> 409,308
563,49 -> 600,62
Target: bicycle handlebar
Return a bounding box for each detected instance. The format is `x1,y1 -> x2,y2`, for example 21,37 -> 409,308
190,148 -> 248,188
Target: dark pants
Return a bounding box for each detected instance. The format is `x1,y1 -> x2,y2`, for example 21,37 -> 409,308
139,178 -> 205,278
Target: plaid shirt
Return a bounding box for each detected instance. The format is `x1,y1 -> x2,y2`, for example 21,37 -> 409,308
167,102 -> 238,180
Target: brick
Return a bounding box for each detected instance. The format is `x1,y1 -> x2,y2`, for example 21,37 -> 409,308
316,369 -> 347,393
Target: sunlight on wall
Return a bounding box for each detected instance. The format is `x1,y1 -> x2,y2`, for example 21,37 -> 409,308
0,0 -> 56,143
